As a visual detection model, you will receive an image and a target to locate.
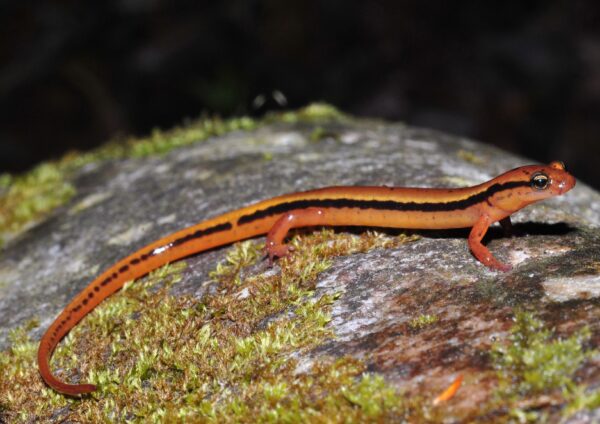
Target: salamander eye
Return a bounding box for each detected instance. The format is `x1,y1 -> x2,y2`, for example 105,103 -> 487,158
531,173 -> 550,190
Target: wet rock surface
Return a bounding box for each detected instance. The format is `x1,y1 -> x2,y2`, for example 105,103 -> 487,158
1,116 -> 599,420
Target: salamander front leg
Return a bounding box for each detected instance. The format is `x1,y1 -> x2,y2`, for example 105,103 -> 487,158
266,207 -> 326,262
469,215 -> 512,272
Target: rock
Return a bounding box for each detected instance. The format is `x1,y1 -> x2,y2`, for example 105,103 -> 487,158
1,108 -> 598,421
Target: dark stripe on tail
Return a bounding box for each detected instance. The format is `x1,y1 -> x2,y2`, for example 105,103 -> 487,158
171,221 -> 232,248
50,221 -> 233,342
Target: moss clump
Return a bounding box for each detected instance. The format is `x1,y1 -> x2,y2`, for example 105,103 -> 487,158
124,116 -> 257,159
308,125 -> 340,142
191,357 -> 408,423
0,229 -> 419,422
0,163 -> 76,246
491,310 -> 597,421
61,115 -> 258,168
408,314 -> 439,330
274,102 -> 347,124
208,240 -> 263,286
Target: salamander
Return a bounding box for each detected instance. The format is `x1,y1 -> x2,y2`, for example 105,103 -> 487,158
38,161 -> 576,395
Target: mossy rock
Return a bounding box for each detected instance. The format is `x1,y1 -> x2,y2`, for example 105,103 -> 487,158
0,105 -> 599,422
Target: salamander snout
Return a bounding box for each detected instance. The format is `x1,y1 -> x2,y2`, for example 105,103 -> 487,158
556,173 -> 576,194
547,160 -> 576,195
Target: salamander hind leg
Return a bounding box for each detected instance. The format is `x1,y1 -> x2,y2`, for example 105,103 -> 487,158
265,207 -> 326,263
469,215 -> 512,272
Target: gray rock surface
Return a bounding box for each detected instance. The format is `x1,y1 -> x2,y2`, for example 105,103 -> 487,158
1,117 -> 599,419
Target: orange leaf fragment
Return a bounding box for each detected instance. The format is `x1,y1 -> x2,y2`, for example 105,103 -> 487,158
433,374 -> 463,405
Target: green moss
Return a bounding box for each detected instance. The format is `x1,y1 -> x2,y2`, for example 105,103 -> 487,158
0,163 -> 76,246
195,358 -> 408,423
309,126 -> 327,141
208,240 -> 263,286
274,102 -> 347,124
308,125 -> 342,143
491,310 -> 597,421
0,174 -> 11,189
563,386 -> 600,417
0,229 -> 419,422
408,314 -> 439,330
125,116 -> 257,158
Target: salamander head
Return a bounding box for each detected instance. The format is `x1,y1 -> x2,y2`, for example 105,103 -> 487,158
493,161 -> 576,210
525,161 -> 575,196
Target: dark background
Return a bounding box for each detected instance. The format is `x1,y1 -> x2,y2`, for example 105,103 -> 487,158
2,1 -> 599,189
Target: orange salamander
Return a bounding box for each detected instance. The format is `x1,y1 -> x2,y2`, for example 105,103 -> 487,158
38,161 -> 576,395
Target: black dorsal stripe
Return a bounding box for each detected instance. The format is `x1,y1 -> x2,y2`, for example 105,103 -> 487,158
170,221 -> 232,248
237,181 -> 529,225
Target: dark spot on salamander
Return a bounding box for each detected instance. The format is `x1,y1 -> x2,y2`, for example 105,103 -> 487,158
119,265 -> 129,273
101,277 -> 112,286
94,285 -> 101,292
82,299 -> 88,305
112,272 -> 118,278
130,258 -> 141,265
88,292 -> 94,299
